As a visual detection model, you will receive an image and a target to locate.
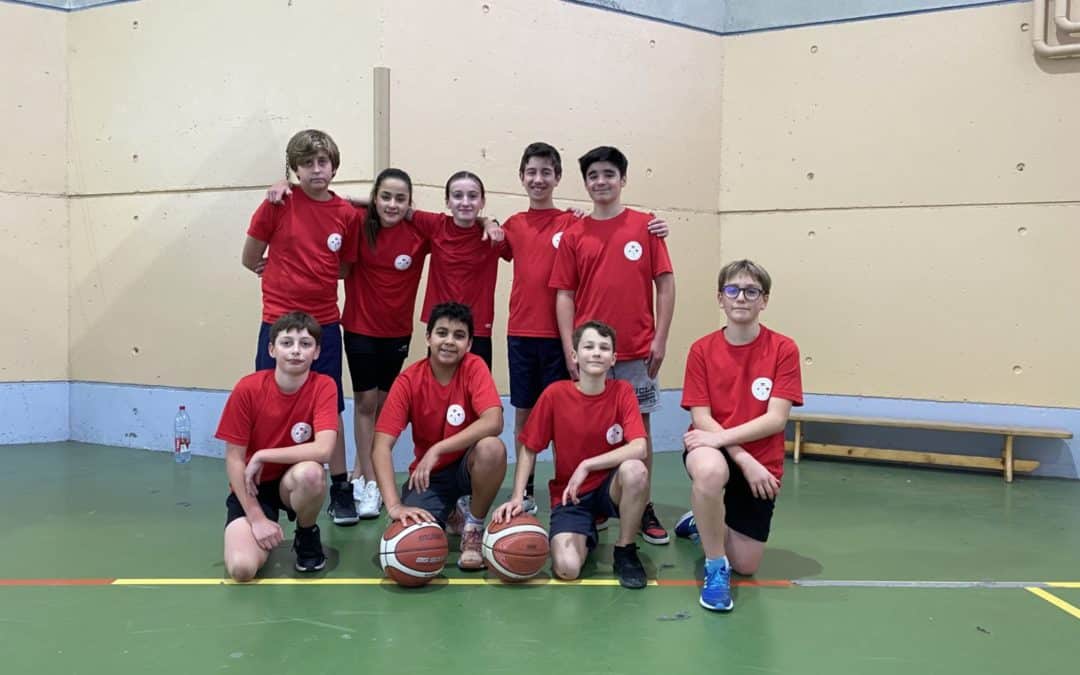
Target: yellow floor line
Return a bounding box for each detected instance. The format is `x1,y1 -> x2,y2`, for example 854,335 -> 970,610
1026,587 -> 1080,621
1048,582 -> 1080,589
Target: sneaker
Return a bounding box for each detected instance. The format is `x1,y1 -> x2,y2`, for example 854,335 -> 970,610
595,515 -> 609,531
355,480 -> 382,519
292,525 -> 327,573
612,543 -> 647,589
700,559 -> 734,612
521,493 -> 539,516
327,481 -> 359,526
457,523 -> 485,570
674,510 -> 700,542
640,502 -> 669,545
446,495 -> 469,536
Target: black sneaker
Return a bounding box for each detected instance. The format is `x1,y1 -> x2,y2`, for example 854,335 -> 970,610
328,481 -> 359,525
612,543 -> 647,589
640,502 -> 669,545
292,524 -> 326,573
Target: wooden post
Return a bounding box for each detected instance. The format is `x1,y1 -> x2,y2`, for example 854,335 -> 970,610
1003,435 -> 1014,483
793,421 -> 803,463
373,66 -> 391,174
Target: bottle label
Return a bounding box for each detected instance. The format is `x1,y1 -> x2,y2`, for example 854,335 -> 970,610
175,438 -> 190,453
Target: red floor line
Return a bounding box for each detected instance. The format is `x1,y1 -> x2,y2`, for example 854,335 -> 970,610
0,579 -> 115,586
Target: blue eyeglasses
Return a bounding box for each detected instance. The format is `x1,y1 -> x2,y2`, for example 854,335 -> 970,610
721,285 -> 764,301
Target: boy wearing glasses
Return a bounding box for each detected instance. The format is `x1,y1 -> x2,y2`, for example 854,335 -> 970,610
675,259 -> 803,612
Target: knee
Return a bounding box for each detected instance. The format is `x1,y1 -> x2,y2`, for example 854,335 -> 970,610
294,462 -> 327,495
552,552 -> 583,581
355,392 -> 378,416
618,459 -> 648,493
730,557 -> 760,576
689,454 -> 730,493
226,555 -> 260,582
474,437 -> 507,469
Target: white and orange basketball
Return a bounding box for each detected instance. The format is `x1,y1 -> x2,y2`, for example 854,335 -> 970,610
482,514 -> 549,582
380,520 -> 448,587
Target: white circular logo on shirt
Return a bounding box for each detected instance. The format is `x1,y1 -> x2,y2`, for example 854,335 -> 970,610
623,241 -> 643,261
552,232 -> 563,248
446,404 -> 466,427
606,424 -> 624,445
751,377 -> 773,401
326,233 -> 343,252
290,422 -> 313,444
394,254 -> 413,271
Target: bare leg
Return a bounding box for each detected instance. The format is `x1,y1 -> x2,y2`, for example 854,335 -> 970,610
224,518 -> 271,582
351,389 -> 383,481
466,436 -> 507,518
726,527 -> 766,575
685,448 -> 730,560
514,407 -> 535,495
328,415 -> 347,476
550,532 -> 589,580
280,461 -> 328,527
609,460 -> 649,546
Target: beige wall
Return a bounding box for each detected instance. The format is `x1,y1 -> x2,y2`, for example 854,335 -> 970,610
1,3 -> 68,381
718,2 -> 1080,407
8,0 -> 1078,410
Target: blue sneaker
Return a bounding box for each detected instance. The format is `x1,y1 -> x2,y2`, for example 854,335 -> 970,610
700,560 -> 733,612
674,510 -> 699,542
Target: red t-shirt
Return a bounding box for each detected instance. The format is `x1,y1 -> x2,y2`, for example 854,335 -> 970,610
520,379 -> 646,508
680,325 -> 803,480
410,210 -> 501,337
215,370 -> 339,485
375,353 -> 503,473
247,189 -> 360,325
502,209 -> 579,338
548,208 -> 673,360
341,207 -> 431,337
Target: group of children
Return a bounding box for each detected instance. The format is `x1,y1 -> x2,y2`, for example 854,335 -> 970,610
215,130 -> 803,612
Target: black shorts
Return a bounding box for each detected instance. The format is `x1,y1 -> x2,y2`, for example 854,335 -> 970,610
343,331 -> 411,393
224,479 -> 296,527
507,336 -> 569,409
549,470 -> 620,551
682,447 -> 775,542
256,321 -> 345,413
400,452 -> 474,526
470,336 -> 493,370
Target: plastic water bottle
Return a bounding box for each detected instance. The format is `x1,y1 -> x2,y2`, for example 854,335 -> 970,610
174,405 -> 192,464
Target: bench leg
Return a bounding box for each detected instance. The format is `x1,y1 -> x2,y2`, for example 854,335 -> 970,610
1003,435 -> 1014,483
794,421 -> 803,464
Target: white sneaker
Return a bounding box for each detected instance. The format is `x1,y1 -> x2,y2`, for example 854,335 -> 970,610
351,476 -> 366,503
521,494 -> 539,515
356,480 -> 382,519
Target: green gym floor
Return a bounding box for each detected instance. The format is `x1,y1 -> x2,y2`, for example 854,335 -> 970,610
2,443 -> 1078,674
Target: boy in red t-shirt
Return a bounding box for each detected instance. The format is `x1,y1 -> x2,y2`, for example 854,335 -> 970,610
216,312 -> 339,581
549,146 -> 676,545
494,321 -> 650,589
241,129 -> 362,527
372,302 -> 507,570
502,143 -> 669,514
677,259 -> 803,612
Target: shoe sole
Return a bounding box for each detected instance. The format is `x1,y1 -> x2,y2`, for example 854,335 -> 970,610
640,531 -> 670,545
354,503 -> 382,520
295,559 -> 327,573
456,560 -> 486,571
330,513 -> 360,526
617,577 -> 647,589
699,595 -> 734,612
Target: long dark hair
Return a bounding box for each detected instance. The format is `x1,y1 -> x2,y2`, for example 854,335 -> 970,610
365,168 -> 413,250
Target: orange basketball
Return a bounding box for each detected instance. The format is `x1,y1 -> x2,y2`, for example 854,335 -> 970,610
379,520 -> 448,587
483,514 -> 549,582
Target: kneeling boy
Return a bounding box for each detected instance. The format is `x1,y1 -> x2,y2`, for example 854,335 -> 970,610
494,321 -> 649,588
217,311 -> 338,581
372,302 -> 507,570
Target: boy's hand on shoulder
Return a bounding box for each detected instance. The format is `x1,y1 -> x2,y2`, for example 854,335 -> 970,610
388,503 -> 436,526
566,207 -> 586,219
561,463 -> 591,506
734,454 -> 780,501
479,217 -> 505,244
265,180 -> 292,204
646,216 -> 670,238
250,517 -> 284,551
493,499 -> 523,523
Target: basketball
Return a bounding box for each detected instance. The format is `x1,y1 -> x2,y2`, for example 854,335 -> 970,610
483,514 -> 550,582
379,520 -> 449,587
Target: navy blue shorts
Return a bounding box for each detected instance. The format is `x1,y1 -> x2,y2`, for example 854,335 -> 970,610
343,331 -> 410,393
256,321 -> 345,413
400,451 -> 474,527
549,470 -> 620,551
224,479 -> 296,527
682,447 -> 775,542
507,336 -> 569,409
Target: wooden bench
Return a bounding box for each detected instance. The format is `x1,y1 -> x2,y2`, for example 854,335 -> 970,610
784,412 -> 1073,482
